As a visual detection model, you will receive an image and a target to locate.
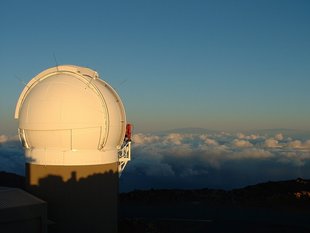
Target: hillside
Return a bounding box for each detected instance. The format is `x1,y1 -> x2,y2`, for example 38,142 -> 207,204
120,178 -> 310,211
119,178 -> 310,233
1,171 -> 310,232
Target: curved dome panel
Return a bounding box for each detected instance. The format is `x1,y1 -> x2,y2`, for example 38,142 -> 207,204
15,65 -> 126,165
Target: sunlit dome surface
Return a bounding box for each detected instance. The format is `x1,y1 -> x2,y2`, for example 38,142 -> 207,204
15,65 -> 126,165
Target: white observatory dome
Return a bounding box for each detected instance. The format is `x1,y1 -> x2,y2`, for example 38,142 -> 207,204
15,65 -> 126,166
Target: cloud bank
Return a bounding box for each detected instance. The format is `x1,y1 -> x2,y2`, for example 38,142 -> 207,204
120,130 -> 310,191
0,134 -> 24,175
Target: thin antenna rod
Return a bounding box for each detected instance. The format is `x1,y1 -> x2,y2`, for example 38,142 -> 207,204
15,75 -> 29,88
118,79 -> 128,87
53,53 -> 59,71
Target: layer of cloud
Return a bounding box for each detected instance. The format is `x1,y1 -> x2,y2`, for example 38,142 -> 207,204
131,131 -> 310,167
0,134 -> 24,175
0,134 -> 9,143
120,131 -> 310,191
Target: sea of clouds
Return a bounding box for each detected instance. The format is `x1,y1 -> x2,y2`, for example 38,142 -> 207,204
0,134 -> 24,175
120,130 -> 310,191
1,130 -> 310,191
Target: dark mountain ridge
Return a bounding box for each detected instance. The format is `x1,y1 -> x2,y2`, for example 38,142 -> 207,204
0,171 -> 25,189
120,178 -> 310,211
151,127 -> 310,139
1,170 -> 309,212
119,178 -> 310,233
2,171 -> 310,232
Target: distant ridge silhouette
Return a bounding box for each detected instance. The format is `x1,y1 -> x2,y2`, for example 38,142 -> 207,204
120,178 -> 310,210
150,127 -> 310,138
0,171 -> 25,189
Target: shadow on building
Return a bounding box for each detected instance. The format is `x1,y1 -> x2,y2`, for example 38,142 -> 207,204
26,164 -> 119,233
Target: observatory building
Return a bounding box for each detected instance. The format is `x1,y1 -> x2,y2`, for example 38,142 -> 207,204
15,65 -> 131,233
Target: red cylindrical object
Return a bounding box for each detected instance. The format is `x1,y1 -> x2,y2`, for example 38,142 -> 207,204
125,124 -> 132,141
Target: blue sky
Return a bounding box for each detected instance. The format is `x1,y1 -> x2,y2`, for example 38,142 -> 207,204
1,0 -> 310,135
